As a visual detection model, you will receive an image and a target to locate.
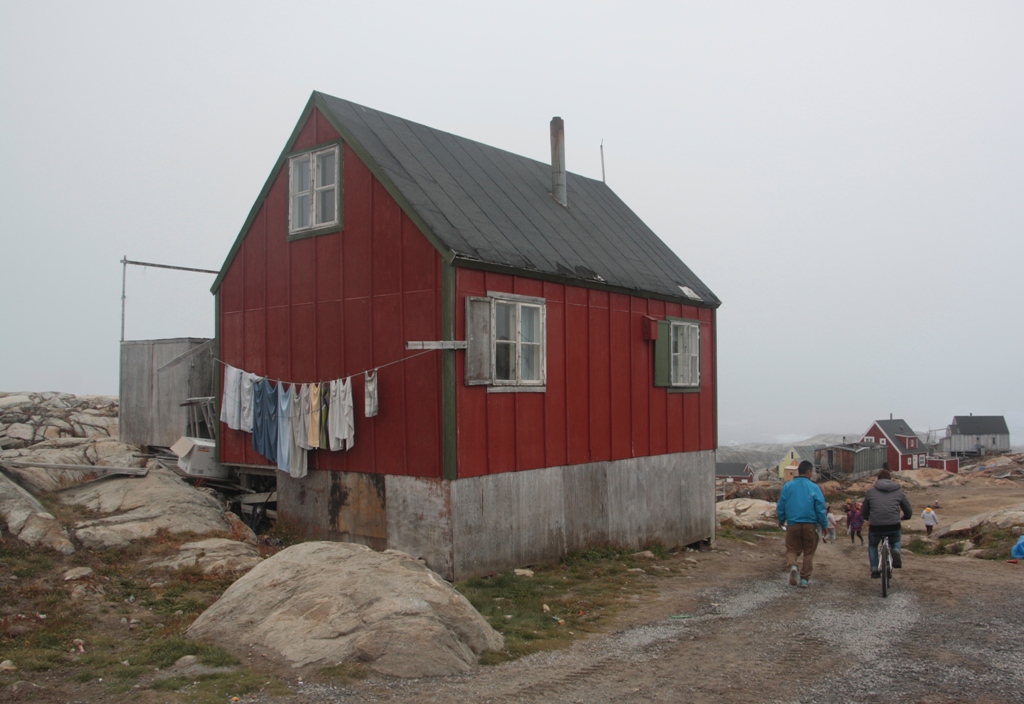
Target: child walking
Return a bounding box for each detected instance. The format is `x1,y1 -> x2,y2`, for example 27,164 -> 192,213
825,508 -> 837,544
847,502 -> 864,545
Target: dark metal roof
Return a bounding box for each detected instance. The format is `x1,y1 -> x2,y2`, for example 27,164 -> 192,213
873,419 -> 923,455
715,462 -> 752,477
950,416 -> 1010,436
316,93 -> 719,306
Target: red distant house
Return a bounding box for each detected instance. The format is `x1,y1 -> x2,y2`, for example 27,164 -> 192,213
715,462 -> 754,483
211,92 -> 721,579
861,418 -> 928,471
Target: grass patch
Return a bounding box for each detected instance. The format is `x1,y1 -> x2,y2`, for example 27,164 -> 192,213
139,635 -> 238,668
456,544 -> 670,664
318,662 -> 369,683
150,670 -> 291,703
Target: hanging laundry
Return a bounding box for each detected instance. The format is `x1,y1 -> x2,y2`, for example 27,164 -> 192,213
328,378 -> 355,451
276,383 -> 292,472
289,385 -> 308,477
318,382 -> 331,450
295,383 -> 312,451
252,377 -> 266,458
220,365 -> 243,430
307,382 -> 322,449
260,382 -> 280,464
240,372 -> 257,433
365,370 -> 379,418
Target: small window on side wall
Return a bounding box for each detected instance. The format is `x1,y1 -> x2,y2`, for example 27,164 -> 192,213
653,318 -> 700,390
289,144 -> 341,236
465,293 -> 546,390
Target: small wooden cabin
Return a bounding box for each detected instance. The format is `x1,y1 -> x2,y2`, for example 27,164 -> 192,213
816,442 -> 886,480
211,93 -> 721,579
943,415 -> 1011,456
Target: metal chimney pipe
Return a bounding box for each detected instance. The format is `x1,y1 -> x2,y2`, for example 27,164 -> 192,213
550,117 -> 567,207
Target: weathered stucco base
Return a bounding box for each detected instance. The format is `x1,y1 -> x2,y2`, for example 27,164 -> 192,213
277,450 -> 715,581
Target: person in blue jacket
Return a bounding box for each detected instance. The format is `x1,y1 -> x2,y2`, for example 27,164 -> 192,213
777,460 -> 828,588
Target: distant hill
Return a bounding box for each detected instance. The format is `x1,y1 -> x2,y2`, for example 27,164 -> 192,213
716,432 -> 862,473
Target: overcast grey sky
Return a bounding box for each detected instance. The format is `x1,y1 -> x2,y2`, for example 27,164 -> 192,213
2,2 -> 1021,444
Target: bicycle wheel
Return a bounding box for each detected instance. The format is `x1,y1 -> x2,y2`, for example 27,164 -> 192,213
880,540 -> 890,598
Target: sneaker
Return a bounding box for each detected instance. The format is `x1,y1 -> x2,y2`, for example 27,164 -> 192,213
799,579 -> 810,588
871,571 -> 881,579
892,550 -> 902,568
789,565 -> 799,586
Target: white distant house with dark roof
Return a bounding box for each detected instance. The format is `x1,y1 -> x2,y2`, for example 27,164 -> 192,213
942,415 -> 1011,456
861,418 -> 928,471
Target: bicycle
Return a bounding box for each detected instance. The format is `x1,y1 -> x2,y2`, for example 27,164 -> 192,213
878,536 -> 894,597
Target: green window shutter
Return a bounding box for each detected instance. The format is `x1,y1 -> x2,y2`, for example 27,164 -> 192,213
653,320 -> 671,387
465,296 -> 493,385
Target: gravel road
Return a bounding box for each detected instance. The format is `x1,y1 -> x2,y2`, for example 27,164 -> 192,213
264,532 -> 1024,704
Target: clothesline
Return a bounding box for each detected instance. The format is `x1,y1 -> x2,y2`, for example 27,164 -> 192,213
211,348 -> 435,389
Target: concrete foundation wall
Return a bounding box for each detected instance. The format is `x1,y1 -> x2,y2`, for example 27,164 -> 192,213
389,450 -> 716,580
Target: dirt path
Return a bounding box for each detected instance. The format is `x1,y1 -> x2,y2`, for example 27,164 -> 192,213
278,485 -> 1024,704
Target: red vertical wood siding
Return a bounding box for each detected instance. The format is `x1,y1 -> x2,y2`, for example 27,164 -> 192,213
455,270 -> 717,477
218,108 -> 443,478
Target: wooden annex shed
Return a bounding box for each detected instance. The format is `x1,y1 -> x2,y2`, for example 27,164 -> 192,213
211,92 -> 721,580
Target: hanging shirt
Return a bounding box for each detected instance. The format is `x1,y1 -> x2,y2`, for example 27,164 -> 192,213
240,372 -> 257,433
264,379 -> 279,464
220,365 -> 243,430
365,370 -> 379,418
295,383 -> 312,451
328,378 -> 355,451
318,382 -> 331,450
307,382 -> 321,449
252,377 -> 266,458
288,384 -> 308,478
276,383 -> 292,472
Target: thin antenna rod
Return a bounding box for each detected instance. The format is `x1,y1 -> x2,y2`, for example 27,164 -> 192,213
119,257 -> 218,344
600,140 -> 605,183
121,256 -> 127,342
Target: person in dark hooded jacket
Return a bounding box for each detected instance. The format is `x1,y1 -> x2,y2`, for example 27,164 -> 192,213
861,466 -> 912,578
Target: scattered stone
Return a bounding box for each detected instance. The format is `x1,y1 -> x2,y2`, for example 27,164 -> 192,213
542,603 -> 551,613
0,660 -> 16,672
627,567 -> 646,573
632,550 -> 656,559
70,585 -> 89,600
147,538 -> 262,575
513,568 -> 534,577
63,567 -> 93,581
175,655 -> 200,668
187,542 -> 504,678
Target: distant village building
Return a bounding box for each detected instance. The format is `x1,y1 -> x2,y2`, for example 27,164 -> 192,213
926,456 -> 960,473
861,418 -> 928,471
715,462 -> 754,484
942,415 -> 1011,456
815,442 -> 886,480
777,445 -> 822,480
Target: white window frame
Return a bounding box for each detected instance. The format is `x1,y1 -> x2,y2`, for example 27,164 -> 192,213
288,144 -> 340,235
669,320 -> 700,388
489,292 -> 546,388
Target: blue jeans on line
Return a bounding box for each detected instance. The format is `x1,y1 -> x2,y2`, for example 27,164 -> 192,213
868,528 -> 902,573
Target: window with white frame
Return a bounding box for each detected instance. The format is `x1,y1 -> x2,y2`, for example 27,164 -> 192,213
465,293 -> 546,389
289,144 -> 340,235
653,317 -> 700,389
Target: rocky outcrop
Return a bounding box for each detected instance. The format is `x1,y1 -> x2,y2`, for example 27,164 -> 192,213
0,392 -> 119,449
148,538 -> 262,574
0,469 -> 74,554
1,437 -> 144,494
934,503 -> 1024,539
187,542 -> 504,678
60,465 -> 234,548
717,498 -> 778,530
894,469 -> 968,490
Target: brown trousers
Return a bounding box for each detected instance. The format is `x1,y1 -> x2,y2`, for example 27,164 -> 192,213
785,523 -> 820,580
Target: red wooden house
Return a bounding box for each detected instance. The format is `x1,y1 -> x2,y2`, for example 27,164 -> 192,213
861,418 -> 928,471
212,92 -> 721,579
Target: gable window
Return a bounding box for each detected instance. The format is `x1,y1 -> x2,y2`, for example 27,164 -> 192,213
465,292 -> 546,390
289,144 -> 340,236
653,318 -> 700,390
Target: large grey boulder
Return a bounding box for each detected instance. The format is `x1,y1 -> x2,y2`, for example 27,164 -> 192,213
0,470 -> 74,554
934,503 -> 1024,539
187,542 -> 504,678
0,437 -> 144,493
717,498 -> 778,530
60,466 -> 232,548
